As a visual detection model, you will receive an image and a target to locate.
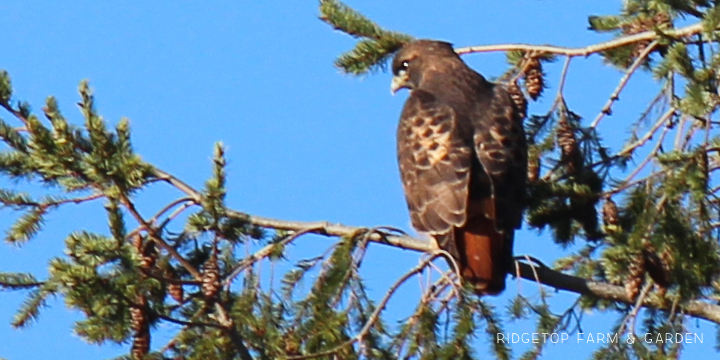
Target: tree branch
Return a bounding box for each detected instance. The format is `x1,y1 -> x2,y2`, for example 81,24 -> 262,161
454,23 -> 702,57
152,167 -> 720,325
590,40 -> 659,128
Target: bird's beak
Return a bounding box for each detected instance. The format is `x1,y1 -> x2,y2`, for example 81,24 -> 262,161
390,75 -> 407,96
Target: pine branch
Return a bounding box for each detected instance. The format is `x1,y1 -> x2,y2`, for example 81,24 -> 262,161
0,272 -> 43,289
318,0 -> 412,74
153,167 -> 720,325
213,302 -> 254,360
286,253 -> 441,360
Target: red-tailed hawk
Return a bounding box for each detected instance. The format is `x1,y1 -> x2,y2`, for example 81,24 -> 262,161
391,40 -> 527,295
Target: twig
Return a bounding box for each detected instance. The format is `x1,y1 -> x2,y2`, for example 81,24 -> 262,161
160,307 -> 208,354
156,313 -> 223,329
394,276 -> 454,355
616,108 -> 675,158
618,282 -> 653,337
286,253 -> 441,360
590,40 -> 659,128
0,192 -> 104,209
604,171 -> 663,197
223,226 -> 323,286
674,115 -> 687,151
126,197 -> 196,240
522,254 -> 546,299
610,123 -> 670,193
0,99 -> 30,127
119,192 -> 202,280
554,57 -> 572,101
213,302 -> 254,360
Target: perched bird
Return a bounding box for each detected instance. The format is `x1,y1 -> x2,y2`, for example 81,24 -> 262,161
391,40 -> 527,295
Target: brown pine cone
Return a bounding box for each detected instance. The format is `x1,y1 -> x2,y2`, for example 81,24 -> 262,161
141,241 -> 157,270
523,57 -> 544,100
506,81 -> 527,119
131,328 -> 150,360
165,267 -> 184,303
643,241 -> 671,289
528,153 -> 540,183
130,296 -> 148,332
625,254 -> 645,301
168,282 -> 184,303
202,257 -> 221,301
622,12 -> 672,65
602,196 -> 619,228
132,233 -> 143,249
698,150 -> 709,182
556,115 -> 581,172
656,248 -> 673,297
130,296 -> 149,359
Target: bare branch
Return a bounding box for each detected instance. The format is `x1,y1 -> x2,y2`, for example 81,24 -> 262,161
590,40 -> 659,128
119,192 -> 203,280
554,57 -> 572,102
616,108 -> 676,158
455,23 -> 701,57
223,226 -> 324,286
606,124 -> 671,196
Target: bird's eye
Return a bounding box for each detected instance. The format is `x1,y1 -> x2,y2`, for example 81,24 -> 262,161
396,60 -> 410,76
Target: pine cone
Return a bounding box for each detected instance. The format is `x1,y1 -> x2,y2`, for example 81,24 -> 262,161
643,241 -> 670,289
523,57 -> 544,100
202,257 -> 221,301
528,153 -> 540,183
656,248 -> 673,297
132,233 -> 143,249
166,268 -> 184,303
556,115 -> 581,172
625,255 -> 645,301
130,296 -> 149,359
621,17 -> 648,58
698,150 -> 709,183
131,328 -> 150,360
602,196 -> 619,228
130,307 -> 144,333
141,241 -> 157,270
621,12 -> 672,65
660,247 -> 673,269
284,331 -> 301,356
506,81 -> 527,119
130,296 -> 148,333
169,282 -> 184,303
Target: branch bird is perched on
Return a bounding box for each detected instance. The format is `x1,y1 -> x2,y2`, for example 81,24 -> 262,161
391,40 -> 527,295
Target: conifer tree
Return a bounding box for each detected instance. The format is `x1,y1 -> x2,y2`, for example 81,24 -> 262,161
4,1 -> 720,359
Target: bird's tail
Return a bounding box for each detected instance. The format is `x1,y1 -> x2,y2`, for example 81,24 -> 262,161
454,216 -> 513,295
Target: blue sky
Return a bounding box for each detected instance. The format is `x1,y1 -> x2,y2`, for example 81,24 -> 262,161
0,1 -> 715,359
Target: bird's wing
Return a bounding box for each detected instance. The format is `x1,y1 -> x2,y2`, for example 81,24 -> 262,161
472,84 -> 528,231
397,89 -> 472,253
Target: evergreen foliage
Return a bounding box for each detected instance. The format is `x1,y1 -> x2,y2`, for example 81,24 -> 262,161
4,1 -> 720,359
318,0 -> 413,74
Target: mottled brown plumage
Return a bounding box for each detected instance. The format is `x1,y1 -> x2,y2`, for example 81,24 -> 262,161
391,40 -> 527,295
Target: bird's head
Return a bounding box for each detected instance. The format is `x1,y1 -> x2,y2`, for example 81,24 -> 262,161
390,40 -> 457,95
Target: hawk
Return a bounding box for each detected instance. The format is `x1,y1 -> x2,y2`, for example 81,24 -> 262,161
390,40 -> 527,295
